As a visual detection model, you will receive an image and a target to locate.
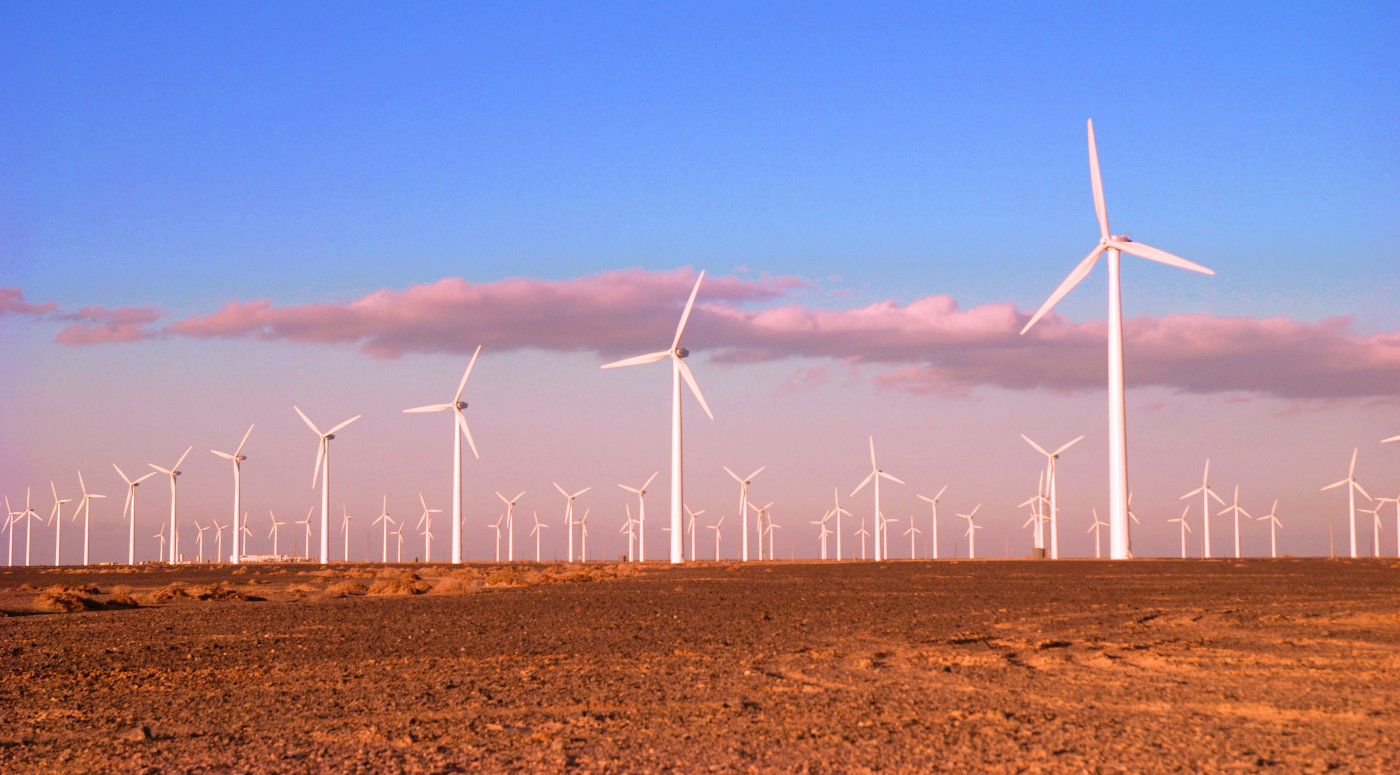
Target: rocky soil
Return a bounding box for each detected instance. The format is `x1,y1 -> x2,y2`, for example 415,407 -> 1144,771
2,558 -> 1398,773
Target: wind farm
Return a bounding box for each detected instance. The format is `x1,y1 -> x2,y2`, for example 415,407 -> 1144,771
3,3 -> 1397,772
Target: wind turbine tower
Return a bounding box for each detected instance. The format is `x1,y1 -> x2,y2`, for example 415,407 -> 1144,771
403,345 -> 482,565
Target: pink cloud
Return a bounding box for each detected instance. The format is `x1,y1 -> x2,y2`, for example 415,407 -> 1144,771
0,288 -> 58,316
53,305 -> 161,345
33,268 -> 1400,400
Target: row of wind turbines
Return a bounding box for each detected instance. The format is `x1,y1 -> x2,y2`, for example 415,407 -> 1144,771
3,120 -> 1391,566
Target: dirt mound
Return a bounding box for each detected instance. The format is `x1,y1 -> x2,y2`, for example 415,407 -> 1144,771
427,576 -> 481,595
324,580 -> 368,597
367,571 -> 431,596
35,586 -> 107,612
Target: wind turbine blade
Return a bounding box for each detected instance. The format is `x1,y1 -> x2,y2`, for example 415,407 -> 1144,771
747,466 -> 765,481
1020,244 -> 1105,335
642,471 -> 658,490
880,472 -> 906,486
671,270 -> 705,351
312,439 -> 326,489
1051,435 -> 1086,456
1087,118 -> 1109,239
619,485 -> 641,495
150,465 -> 172,475
135,472 -> 156,485
851,471 -> 875,496
575,486 -> 592,497
1020,434 -> 1050,457
1111,240 -> 1215,276
1355,481 -> 1372,501
1320,479 -> 1348,492
327,415 -> 362,436
1179,487 -> 1203,500
235,424 -> 254,455
1208,488 -> 1226,506
868,436 -> 877,470
1349,448 -> 1358,477
601,350 -> 672,369
173,446 -> 192,470
211,450 -> 234,460
113,463 -> 132,485
1383,434 -> 1400,444
677,358 -> 714,420
404,403 -> 452,414
723,466 -> 741,482
294,406 -> 323,435
553,482 -> 569,498
456,411 -> 480,459
455,345 -> 482,403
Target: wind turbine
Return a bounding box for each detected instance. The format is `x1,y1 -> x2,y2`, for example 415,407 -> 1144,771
403,345 -> 482,565
154,523 -> 167,562
851,437 -> 904,562
340,506 -> 353,562
684,505 -> 704,561
113,464 -> 157,565
828,486 -> 852,561
488,514 -> 505,562
416,493 -> 441,562
211,424 -> 253,564
1019,473 -> 1049,558
1217,485 -> 1252,559
239,513 -> 254,557
620,504 -> 637,561
267,510 -> 287,556
1021,119 -> 1215,560
1255,500 -> 1283,559
1019,434 -> 1083,559
957,505 -> 982,560
723,466 -> 765,562
530,511 -> 547,563
3,497 -> 16,566
68,471 -> 105,566
48,482 -> 71,566
149,447 -> 192,563
294,406 -> 361,564
1087,508 -> 1109,559
371,496 -> 394,563
707,516 -> 724,560
854,518 -> 871,560
914,486 -> 947,561
619,473 -> 657,562
194,521 -> 210,563
1378,493 -> 1400,557
553,483 -> 591,563
578,508 -> 591,561
1359,502 -> 1383,558
1167,505 -> 1192,559
1179,459 -> 1226,559
810,511 -> 831,560
21,491 -> 42,565
601,270 -> 714,564
904,519 -> 922,560
1320,449 -> 1371,559
213,519 -> 228,563
747,501 -> 775,560
495,491 -> 524,562
390,523 -> 405,563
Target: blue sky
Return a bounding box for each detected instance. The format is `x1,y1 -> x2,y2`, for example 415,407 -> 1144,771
2,3 -> 1398,562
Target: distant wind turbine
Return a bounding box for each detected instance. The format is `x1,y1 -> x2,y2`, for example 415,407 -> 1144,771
267,510 -> 287,556
149,447 -> 192,563
72,472 -> 105,566
294,406 -> 361,564
213,519 -> 228,563
1180,459 -> 1226,559
495,490 -> 525,562
488,513 -> 505,562
904,518 -> 922,560
403,345 -> 482,565
114,463 -> 157,565
193,520 -> 210,563
707,516 -> 724,561
1087,508 -> 1109,559
530,511 -> 547,563
1255,500 -> 1283,559
1020,434 -> 1083,559
371,496 -> 394,563
340,506 -> 353,562
211,424 -> 253,564
1218,485 -> 1252,559
1021,119 -> 1215,560
684,505 -> 704,561
854,518 -> 871,561
619,473 -> 657,562
851,437 -> 903,562
553,483 -> 590,563
1167,505 -> 1192,559
601,271 -> 714,564
829,486 -> 852,561
48,482 -> 71,566
723,466 -> 766,562
957,505 -> 982,560
1320,449 -> 1370,559
416,493 -> 441,562
916,485 -> 948,561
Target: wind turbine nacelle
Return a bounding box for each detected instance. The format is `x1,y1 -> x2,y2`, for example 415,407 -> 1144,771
676,347 -> 689,359
325,434 -> 335,441
235,455 -> 247,463
454,401 -> 468,410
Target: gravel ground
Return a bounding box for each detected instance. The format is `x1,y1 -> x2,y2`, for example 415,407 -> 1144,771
2,558 -> 1398,773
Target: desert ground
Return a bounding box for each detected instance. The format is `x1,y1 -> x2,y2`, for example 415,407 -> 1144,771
2,558 -> 1398,773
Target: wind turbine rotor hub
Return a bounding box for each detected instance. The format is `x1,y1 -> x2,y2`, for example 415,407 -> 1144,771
454,402 -> 467,410
675,347 -> 689,358
325,434 -> 335,441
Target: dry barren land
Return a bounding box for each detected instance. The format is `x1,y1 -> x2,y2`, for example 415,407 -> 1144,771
2,559 -> 1398,773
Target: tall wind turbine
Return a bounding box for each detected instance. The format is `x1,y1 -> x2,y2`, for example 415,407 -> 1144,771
684,505 -> 704,561
957,505 -> 982,560
1021,119 -> 1215,560
530,511 -> 547,563
403,345 -> 481,565
495,491 -> 525,562
1087,508 -> 1109,559
372,496 -> 394,563
267,510 -> 287,556
916,485 -> 948,561
48,482 -> 72,566
601,270 -> 714,564
114,464 -> 156,565
294,406 -> 361,564
1256,500 -> 1282,559
1180,459 -> 1226,559
904,519 -> 922,560
72,472 -> 105,566
1168,505 -> 1192,559
488,514 -> 505,562
723,466 -> 765,562
1218,485 -> 1253,559
149,447 -> 192,563
1020,434 -> 1083,559
553,483 -> 590,563
854,518 -> 870,561
211,424 -> 253,564
829,486 -> 852,561
295,508 -> 314,559
707,516 -> 724,561
1359,502 -> 1383,558
340,506 -> 353,562
619,473 -> 657,562
1320,449 -> 1370,559
415,493 -> 441,562
851,437 -> 903,562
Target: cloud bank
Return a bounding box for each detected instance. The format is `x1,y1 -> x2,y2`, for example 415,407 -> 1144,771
6,270 -> 1398,400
